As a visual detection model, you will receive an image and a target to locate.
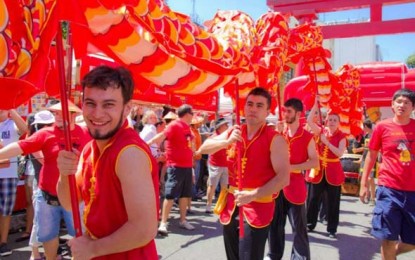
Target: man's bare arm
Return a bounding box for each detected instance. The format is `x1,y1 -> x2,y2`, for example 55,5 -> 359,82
291,138 -> 319,172
197,126 -> 241,155
0,143 -> 24,160
87,146 -> 157,257
259,135 -> 290,196
10,109 -> 28,135
147,132 -> 166,147
359,149 -> 378,203
57,150 -> 81,211
306,102 -> 322,135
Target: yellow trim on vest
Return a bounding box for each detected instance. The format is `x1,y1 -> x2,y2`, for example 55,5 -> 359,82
228,186 -> 273,203
319,156 -> 340,163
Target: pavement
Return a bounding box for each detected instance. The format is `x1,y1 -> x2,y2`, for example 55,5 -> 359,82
3,195 -> 415,260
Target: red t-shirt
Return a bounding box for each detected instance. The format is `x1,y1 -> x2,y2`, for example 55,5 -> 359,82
18,125 -> 91,195
164,120 -> 193,168
208,132 -> 227,167
369,118 -> 415,191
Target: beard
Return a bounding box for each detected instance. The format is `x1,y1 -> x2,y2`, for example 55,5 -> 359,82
285,114 -> 296,124
88,111 -> 125,140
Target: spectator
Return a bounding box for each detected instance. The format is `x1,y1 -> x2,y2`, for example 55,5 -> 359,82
20,111 -> 55,260
0,101 -> 91,259
140,110 -> 159,156
360,88 -> 415,259
202,118 -> 229,214
148,104 -> 196,235
0,109 -> 28,256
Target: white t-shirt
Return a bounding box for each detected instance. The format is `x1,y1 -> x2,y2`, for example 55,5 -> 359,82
139,124 -> 158,157
0,119 -> 20,179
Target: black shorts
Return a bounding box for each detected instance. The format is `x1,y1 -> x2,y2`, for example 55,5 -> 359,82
164,166 -> 193,199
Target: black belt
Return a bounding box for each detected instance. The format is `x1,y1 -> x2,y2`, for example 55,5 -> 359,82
41,190 -> 61,206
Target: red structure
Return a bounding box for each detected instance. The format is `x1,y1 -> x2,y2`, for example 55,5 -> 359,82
267,0 -> 415,38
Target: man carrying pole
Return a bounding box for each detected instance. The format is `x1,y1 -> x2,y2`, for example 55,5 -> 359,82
197,87 -> 290,260
57,66 -> 159,259
267,98 -> 319,260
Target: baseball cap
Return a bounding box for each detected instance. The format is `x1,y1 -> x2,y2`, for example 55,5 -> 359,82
31,110 -> 55,125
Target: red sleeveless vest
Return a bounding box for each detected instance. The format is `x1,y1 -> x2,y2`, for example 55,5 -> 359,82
305,129 -> 346,186
220,124 -> 280,228
282,128 -> 313,204
77,122 -> 159,259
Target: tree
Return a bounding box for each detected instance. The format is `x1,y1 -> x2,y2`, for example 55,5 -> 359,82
407,53 -> 415,69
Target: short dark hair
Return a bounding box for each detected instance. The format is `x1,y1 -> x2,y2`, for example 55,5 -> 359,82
284,98 -> 303,112
392,88 -> 415,106
247,87 -> 271,109
363,119 -> 372,129
81,66 -> 134,104
155,119 -> 165,128
177,104 -> 193,118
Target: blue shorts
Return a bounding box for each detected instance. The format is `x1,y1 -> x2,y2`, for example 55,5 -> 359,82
371,186 -> 415,245
34,191 -> 75,242
164,167 -> 192,199
0,178 -> 18,216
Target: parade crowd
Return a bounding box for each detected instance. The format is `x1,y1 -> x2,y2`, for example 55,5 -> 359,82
0,66 -> 413,260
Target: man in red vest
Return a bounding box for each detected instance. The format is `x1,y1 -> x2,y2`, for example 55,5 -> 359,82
267,98 -> 318,260
198,87 -> 290,260
57,66 -> 159,259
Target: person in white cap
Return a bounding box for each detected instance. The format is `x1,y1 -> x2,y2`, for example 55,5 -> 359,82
18,110 -> 55,260
0,101 -> 91,259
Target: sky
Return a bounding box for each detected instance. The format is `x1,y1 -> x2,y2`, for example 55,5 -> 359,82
167,0 -> 415,63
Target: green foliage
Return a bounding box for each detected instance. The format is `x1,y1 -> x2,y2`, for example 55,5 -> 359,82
60,21 -> 68,40
407,53 -> 415,69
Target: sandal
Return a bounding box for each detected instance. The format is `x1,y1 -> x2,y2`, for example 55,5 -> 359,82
15,232 -> 31,242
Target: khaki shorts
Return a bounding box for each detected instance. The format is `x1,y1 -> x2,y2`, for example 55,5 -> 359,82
207,164 -> 228,189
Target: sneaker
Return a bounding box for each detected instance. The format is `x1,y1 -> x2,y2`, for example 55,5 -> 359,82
369,200 -> 376,206
179,220 -> 195,230
0,243 -> 12,256
205,205 -> 213,214
158,222 -> 168,236
328,232 -> 337,239
307,224 -> 314,232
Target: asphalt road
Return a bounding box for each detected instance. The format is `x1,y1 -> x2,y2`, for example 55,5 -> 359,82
4,195 -> 415,260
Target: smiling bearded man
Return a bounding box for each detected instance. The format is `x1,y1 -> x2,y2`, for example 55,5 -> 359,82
57,66 -> 159,259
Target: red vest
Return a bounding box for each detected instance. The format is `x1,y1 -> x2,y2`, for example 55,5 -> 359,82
305,129 -> 346,186
220,124 -> 279,228
282,128 -> 313,204
78,122 -> 159,259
